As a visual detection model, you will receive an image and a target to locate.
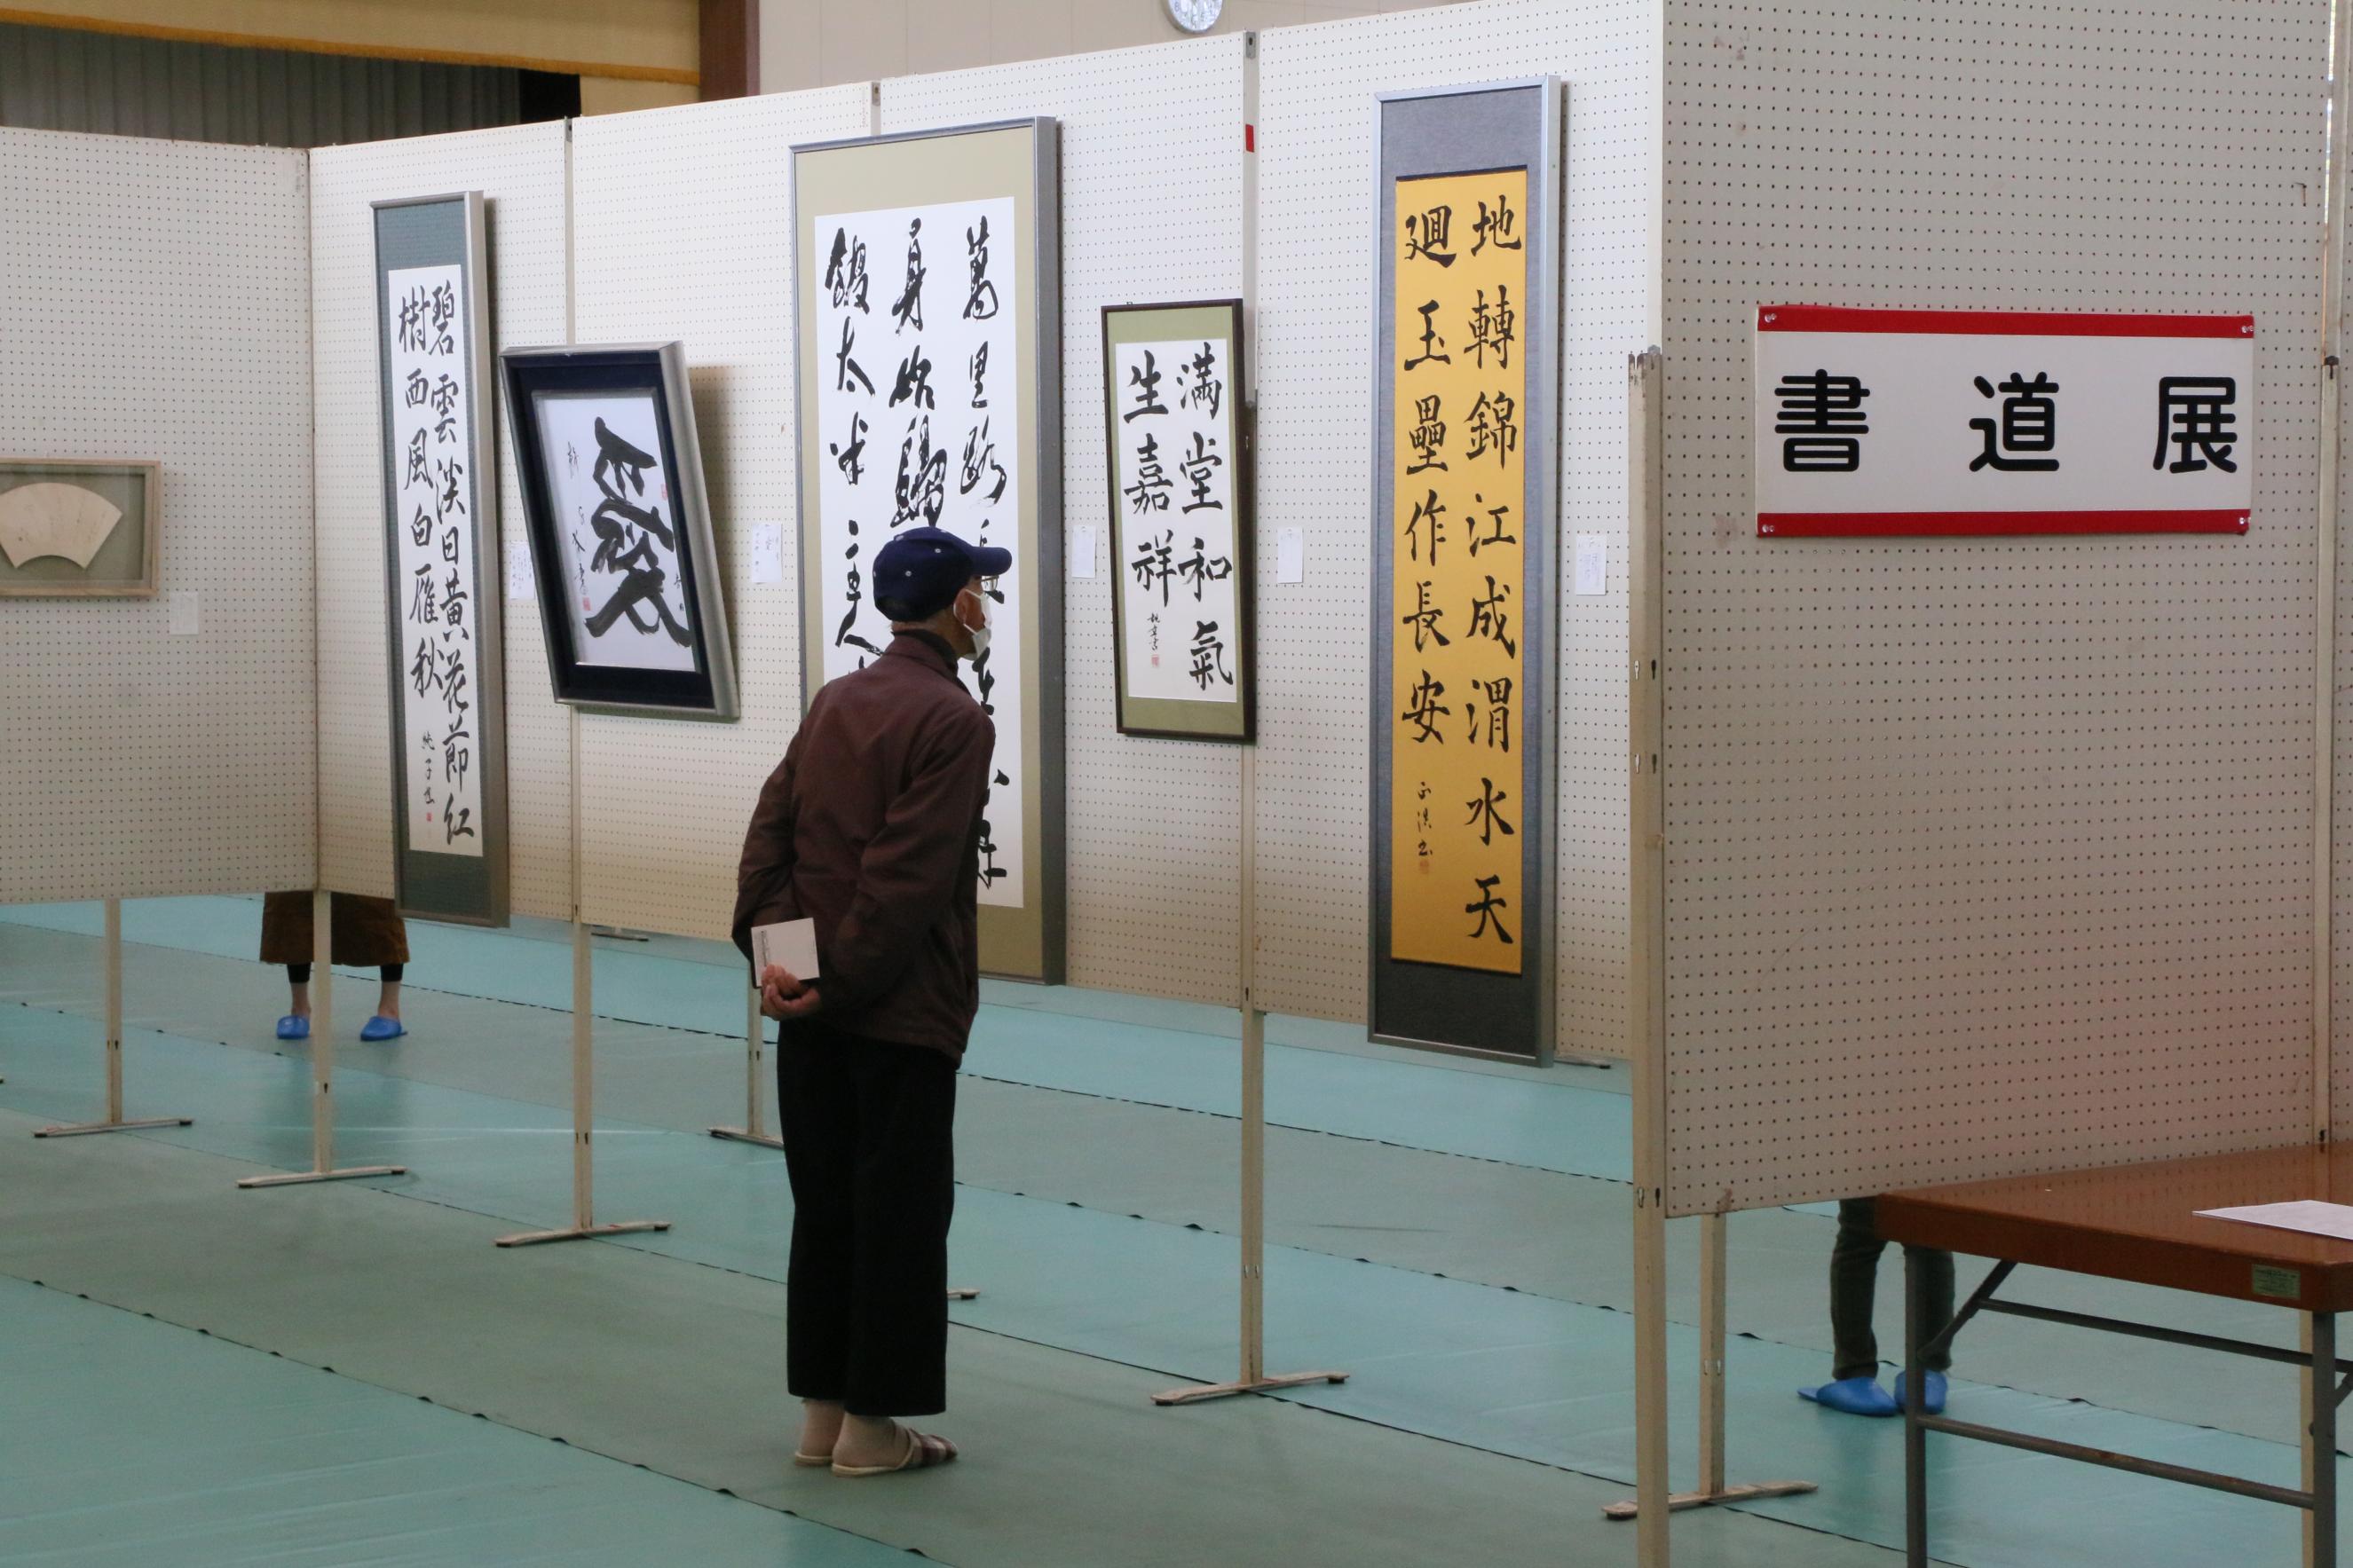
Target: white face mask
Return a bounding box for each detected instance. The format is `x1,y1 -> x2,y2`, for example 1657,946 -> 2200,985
960,585 -> 993,662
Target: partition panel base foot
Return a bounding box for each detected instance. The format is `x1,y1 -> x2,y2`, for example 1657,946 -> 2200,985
1602,1479 -> 1819,1520
495,1219 -> 672,1248
36,1116 -> 192,1139
237,1164 -> 406,1188
707,1126 -> 786,1150
1151,1369 -> 1352,1406
948,1288 -> 981,1301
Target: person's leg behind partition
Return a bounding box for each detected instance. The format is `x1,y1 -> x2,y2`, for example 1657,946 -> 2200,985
1806,1196 -> 1955,1415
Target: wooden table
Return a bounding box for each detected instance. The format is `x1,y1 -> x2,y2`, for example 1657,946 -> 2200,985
1879,1144 -> 2353,1568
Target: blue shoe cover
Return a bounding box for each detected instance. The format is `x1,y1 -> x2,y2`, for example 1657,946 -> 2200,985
1894,1371 -> 1948,1415
275,1014 -> 310,1042
359,1015 -> 407,1043
1800,1376 -> 1899,1416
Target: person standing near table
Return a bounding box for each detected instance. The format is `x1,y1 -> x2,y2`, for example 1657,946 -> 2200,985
731,524 -> 1007,1477
259,891 -> 409,1043
1801,1197 -> 1957,1416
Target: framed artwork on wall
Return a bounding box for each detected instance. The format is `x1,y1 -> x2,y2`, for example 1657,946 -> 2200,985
1101,299 -> 1253,743
374,191 -> 508,926
0,459 -> 158,598
791,116 -> 1064,983
501,341 -> 739,721
1370,80 -> 1565,1062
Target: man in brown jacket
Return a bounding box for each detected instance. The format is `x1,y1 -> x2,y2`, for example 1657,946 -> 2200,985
731,524 -> 1007,1478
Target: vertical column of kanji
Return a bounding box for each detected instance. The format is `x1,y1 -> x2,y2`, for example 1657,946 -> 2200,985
387,268 -> 484,861
1115,337 -> 1240,704
1389,172 -> 1529,979
814,197 -> 1023,906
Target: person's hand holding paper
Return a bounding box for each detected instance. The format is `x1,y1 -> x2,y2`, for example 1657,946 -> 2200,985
754,918 -> 824,1020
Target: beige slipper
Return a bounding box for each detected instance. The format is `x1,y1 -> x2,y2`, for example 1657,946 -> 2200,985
831,1427 -> 958,1477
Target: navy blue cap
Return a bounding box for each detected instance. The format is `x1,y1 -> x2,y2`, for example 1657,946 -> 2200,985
872,526 -> 1013,621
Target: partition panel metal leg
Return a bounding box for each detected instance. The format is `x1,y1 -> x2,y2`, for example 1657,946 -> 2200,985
710,984 -> 785,1150
238,890 -> 402,1188
35,897 -> 192,1139
1603,1214 -> 1817,1521
497,919 -> 669,1247
1153,1005 -> 1351,1405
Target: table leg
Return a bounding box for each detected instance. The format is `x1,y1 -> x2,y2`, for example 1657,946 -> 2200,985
2317,1312 -> 2339,1568
1905,1244 -> 1929,1567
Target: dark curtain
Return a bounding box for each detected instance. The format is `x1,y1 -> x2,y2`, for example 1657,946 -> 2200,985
0,21 -> 579,148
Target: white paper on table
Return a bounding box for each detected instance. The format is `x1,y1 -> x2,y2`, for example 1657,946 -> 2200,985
749,524 -> 786,586
2195,1200 -> 2353,1242
169,589 -> 200,635
507,539 -> 536,602
1070,524 -> 1096,579
1573,532 -> 1607,596
750,918 -> 820,982
1275,527 -> 1305,585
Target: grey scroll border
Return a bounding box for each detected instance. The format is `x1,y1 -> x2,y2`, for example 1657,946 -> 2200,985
373,192 -> 510,928
1367,81 -> 1565,1063
786,117 -> 1065,985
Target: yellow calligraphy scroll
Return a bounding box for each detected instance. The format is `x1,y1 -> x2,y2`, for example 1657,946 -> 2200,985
1388,168 -> 1528,976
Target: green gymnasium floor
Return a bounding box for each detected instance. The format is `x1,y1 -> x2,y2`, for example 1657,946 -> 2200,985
0,897 -> 2337,1566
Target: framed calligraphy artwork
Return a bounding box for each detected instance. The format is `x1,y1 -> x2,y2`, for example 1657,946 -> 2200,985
1101,300 -> 1253,743
500,342 -> 738,721
1370,83 -> 1562,1061
373,193 -> 507,926
792,118 -> 1065,984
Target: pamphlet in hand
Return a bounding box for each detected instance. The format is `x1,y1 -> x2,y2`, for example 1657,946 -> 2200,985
751,918 -> 820,984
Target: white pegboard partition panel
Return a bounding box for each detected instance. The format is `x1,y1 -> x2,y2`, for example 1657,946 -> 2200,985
309,122 -> 572,918
0,129 -> 317,904
1659,0 -> 2328,1214
1255,2 -> 1658,1036
570,86 -> 874,942
881,38 -> 1251,1005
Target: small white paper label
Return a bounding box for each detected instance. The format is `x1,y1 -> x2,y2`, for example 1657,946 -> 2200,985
750,524 -> 786,587
1573,532 -> 1607,596
1070,524 -> 1097,580
507,540 -> 535,603
1275,527 -> 1306,585
751,918 -> 821,981
169,590 -> 200,635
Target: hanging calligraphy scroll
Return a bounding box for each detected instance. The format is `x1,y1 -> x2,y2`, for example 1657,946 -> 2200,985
499,343 -> 738,721
793,119 -> 1065,984
1370,83 -> 1562,1061
374,193 -> 508,926
1102,300 -> 1253,742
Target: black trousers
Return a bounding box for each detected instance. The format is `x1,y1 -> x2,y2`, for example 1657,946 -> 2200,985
1832,1196 -> 1954,1383
778,1020 -> 959,1417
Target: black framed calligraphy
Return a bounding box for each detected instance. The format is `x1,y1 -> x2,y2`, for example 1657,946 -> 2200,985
499,342 -> 739,721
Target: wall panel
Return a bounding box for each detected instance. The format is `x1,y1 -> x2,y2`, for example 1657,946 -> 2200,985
310,121 -> 572,916
882,37 -> 1250,1005
1256,0 -> 1658,1040
0,128 -> 315,904
1658,0 -> 2327,1213
569,85 -> 875,941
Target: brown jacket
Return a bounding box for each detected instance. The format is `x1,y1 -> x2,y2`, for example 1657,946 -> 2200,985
731,632 -> 995,1060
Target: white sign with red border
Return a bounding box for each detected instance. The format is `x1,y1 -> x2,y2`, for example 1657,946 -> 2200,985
1754,305 -> 2254,538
